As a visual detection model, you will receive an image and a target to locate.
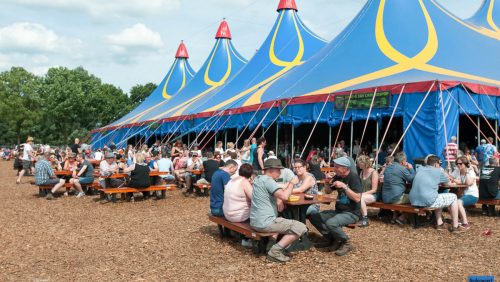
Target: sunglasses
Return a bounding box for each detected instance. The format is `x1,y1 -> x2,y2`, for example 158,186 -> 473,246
456,162 -> 464,165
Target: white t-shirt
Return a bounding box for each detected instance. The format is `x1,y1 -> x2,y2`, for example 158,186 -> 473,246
94,151 -> 103,161
186,158 -> 202,170
157,158 -> 173,177
22,143 -> 33,161
451,168 -> 478,197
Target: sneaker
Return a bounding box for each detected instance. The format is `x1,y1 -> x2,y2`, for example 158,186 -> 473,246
46,193 -> 54,200
449,225 -> 467,233
335,241 -> 354,256
435,223 -> 447,231
359,217 -> 369,227
75,192 -> 85,198
241,239 -> 253,248
267,245 -> 290,263
461,223 -> 471,230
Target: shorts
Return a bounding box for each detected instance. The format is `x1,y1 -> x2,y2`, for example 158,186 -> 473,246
429,193 -> 457,209
392,193 -> 410,204
38,178 -> 61,186
22,160 -> 32,170
253,217 -> 307,237
459,195 -> 478,207
78,177 -> 94,185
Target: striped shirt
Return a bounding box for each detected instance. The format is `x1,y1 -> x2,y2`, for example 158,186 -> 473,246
443,142 -> 458,162
34,159 -> 55,185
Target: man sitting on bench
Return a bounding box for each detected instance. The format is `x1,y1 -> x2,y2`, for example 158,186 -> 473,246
479,157 -> 500,216
36,152 -> 66,200
250,158 -> 304,263
409,155 -> 465,232
382,152 -> 415,225
309,157 -> 361,256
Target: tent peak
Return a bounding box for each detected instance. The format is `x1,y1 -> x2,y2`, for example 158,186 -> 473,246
175,41 -> 189,58
277,0 -> 298,12
216,19 -> 232,39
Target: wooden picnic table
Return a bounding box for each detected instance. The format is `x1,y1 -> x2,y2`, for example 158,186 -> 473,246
187,169 -> 203,175
320,167 -> 334,173
54,170 -> 72,176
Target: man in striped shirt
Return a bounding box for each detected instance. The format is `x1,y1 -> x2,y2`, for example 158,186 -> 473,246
443,136 -> 458,172
34,152 -> 66,200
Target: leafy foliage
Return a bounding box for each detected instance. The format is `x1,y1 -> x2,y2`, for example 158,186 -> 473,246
0,66 -> 152,146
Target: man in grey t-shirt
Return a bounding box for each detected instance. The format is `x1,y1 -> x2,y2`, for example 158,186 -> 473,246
250,159 -> 306,263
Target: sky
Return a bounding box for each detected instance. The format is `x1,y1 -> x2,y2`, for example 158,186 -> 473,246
0,0 -> 484,94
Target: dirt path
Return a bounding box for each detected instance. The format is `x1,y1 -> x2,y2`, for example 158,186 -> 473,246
0,160 -> 498,281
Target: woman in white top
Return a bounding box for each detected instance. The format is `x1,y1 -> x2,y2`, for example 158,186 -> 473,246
449,156 -> 477,230
240,139 -> 251,164
214,141 -> 224,156
223,164 -> 254,223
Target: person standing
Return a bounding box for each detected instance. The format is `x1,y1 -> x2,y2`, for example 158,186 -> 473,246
443,136 -> 458,172
252,137 -> 267,175
249,138 -> 257,165
16,136 -> 35,184
71,138 -> 82,154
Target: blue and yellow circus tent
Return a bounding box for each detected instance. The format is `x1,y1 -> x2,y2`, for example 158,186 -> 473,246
127,19 -> 247,128
466,0 -> 500,34
188,0 -> 499,163
91,42 -> 195,148
181,0 -> 327,124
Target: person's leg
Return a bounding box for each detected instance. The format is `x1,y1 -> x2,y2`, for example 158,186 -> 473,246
72,179 -> 83,193
323,212 -> 359,255
434,209 -> 443,226
308,210 -> 337,240
17,161 -> 29,183
185,172 -> 192,192
360,194 -> 368,217
457,199 -> 468,225
449,199 -> 459,228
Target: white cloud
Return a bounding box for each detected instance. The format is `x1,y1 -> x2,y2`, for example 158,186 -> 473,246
105,23 -> 164,64
6,0 -> 181,18
0,22 -> 82,56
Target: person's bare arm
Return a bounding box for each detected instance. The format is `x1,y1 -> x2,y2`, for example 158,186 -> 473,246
292,175 -> 314,193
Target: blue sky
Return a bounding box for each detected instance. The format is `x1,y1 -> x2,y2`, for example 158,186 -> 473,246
0,0 -> 483,93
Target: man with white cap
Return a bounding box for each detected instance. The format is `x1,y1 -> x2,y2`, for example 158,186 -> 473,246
250,158 -> 305,263
309,156 -> 362,256
99,152 -> 123,189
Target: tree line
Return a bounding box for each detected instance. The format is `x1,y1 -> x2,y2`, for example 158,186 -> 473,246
0,66 -> 157,146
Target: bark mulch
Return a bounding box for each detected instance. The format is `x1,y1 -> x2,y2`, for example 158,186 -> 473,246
0,161 -> 498,281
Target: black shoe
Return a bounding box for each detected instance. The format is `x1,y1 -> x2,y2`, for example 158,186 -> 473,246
359,217 -> 369,227
335,241 -> 354,256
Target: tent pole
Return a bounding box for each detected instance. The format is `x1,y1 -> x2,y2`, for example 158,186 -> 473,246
236,128 -> 239,148
496,120 -> 498,148
214,133 -> 217,150
262,127 -> 265,138
188,132 -> 190,146
224,130 -> 227,149
477,116 -> 480,147
376,119 -> 379,165
328,126 -> 332,162
292,125 -> 295,160
275,123 -> 279,153
350,119 -> 354,158
457,116 -> 460,148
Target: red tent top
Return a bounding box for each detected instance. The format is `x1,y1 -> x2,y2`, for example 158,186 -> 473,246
175,41 -> 189,58
215,19 -> 232,39
277,0 -> 298,11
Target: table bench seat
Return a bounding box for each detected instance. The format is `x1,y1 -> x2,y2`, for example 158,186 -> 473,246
99,185 -> 168,202
208,215 -> 277,254
477,199 -> 500,206
367,202 -> 437,228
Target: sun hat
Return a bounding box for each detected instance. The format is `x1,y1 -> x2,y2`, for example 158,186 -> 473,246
26,136 -> 34,142
264,158 -> 284,169
481,139 -> 487,144
105,152 -> 115,159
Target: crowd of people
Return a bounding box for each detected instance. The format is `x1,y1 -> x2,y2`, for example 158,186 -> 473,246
10,133 -> 500,263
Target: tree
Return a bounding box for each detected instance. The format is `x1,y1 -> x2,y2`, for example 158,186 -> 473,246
129,82 -> 157,107
0,67 -> 42,145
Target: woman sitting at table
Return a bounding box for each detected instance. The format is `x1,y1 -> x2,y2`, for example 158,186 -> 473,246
292,159 -> 319,216
49,154 -> 62,171
357,155 -> 379,227
223,164 -> 254,248
63,153 -> 78,171
173,151 -> 189,186
122,153 -> 151,201
449,156 -> 477,230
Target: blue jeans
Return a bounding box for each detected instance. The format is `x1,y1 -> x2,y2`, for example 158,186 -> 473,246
459,195 -> 478,206
211,208 -> 224,217
496,192 -> 500,200
309,210 -> 359,242
306,204 -> 320,216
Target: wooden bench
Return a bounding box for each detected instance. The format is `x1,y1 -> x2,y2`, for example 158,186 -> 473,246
99,185 -> 168,202
477,199 -> 500,206
208,215 -> 278,254
194,183 -> 211,196
37,183 -> 73,196
367,202 -> 436,228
